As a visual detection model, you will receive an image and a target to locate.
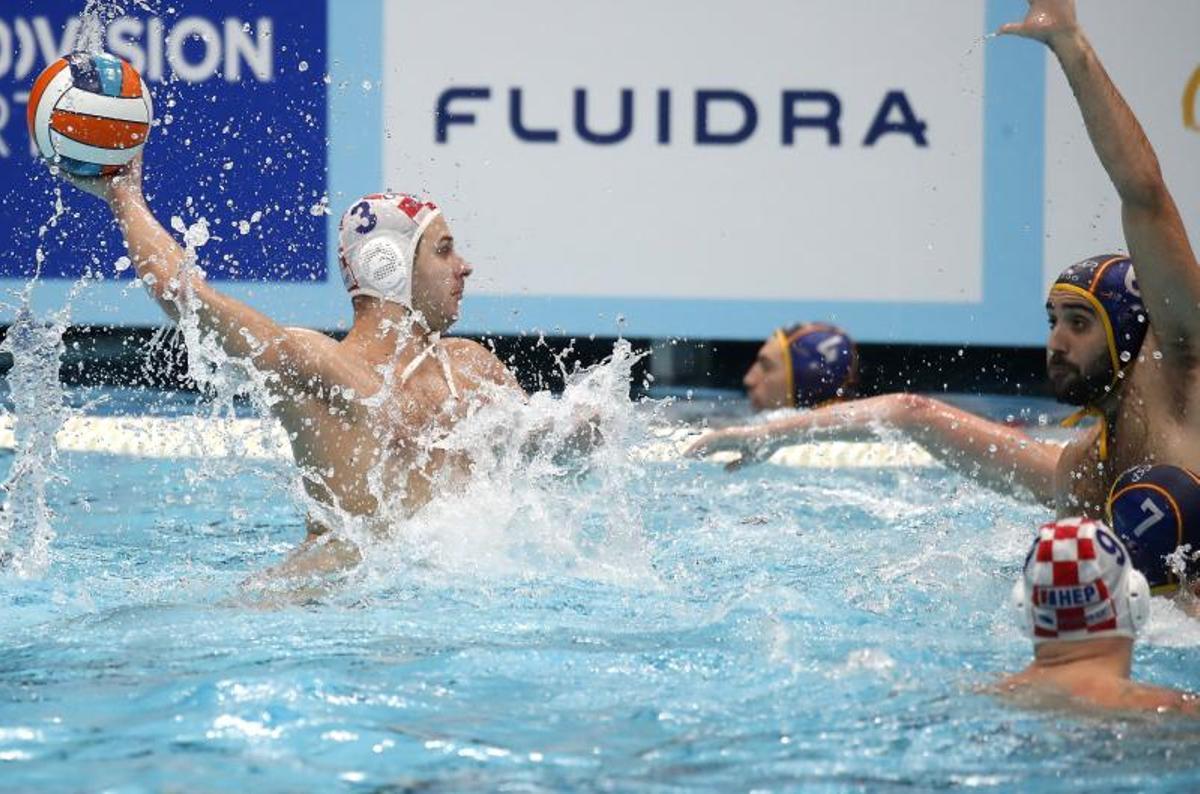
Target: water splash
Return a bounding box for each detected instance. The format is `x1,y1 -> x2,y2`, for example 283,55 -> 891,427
170,215 -> 280,420
152,213 -> 656,592
337,340 -> 658,589
0,157 -> 95,576
0,293 -> 79,577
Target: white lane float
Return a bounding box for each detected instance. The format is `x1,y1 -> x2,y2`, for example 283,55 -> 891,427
0,415 -> 941,468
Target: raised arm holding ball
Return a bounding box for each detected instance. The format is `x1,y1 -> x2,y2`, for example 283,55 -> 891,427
36,52 -> 526,584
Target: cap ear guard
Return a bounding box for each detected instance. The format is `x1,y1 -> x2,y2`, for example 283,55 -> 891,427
1126,568 -> 1151,635
1010,578 -> 1033,637
357,236 -> 406,292
345,232 -> 412,304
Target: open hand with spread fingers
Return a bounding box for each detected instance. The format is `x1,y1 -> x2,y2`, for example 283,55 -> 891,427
997,0 -> 1079,46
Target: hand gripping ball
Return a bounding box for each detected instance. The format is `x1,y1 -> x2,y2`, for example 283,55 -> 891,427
27,51 -> 153,176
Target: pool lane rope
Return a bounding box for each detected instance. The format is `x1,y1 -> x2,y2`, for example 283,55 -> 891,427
0,415 -> 941,468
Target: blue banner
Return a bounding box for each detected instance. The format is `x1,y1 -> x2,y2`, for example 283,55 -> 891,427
0,1 -> 328,283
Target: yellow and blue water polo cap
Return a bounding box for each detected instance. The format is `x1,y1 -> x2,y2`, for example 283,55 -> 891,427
773,323 -> 857,408
1050,254 -> 1147,379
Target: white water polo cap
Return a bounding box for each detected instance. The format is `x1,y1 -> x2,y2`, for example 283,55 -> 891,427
337,193 -> 441,305
1010,517 -> 1150,646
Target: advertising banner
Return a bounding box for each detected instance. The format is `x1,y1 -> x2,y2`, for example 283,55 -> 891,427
0,1 -> 327,282
384,1 -> 986,306
0,1 -> 1195,346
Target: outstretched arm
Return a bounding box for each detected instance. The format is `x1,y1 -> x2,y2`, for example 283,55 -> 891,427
686,394 -> 1061,505
1000,0 -> 1200,357
66,158 -> 372,407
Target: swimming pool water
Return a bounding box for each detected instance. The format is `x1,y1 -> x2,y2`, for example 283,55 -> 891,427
2,387 -> 1200,792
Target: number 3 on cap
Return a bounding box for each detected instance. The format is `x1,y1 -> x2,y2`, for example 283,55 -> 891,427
351,201 -> 377,234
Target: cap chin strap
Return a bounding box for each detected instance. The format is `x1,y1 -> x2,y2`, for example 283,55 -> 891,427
394,311 -> 459,401
1062,406 -> 1110,461
774,329 -> 796,409
345,218 -> 459,402
1050,283 -> 1129,463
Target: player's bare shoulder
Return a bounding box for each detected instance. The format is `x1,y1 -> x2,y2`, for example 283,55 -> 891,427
277,326 -> 370,413
443,337 -> 523,394
284,326 -> 340,353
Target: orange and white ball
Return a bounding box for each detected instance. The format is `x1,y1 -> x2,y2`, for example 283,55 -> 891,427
27,51 -> 153,176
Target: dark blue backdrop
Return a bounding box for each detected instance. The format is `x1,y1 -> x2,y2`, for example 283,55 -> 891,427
0,1 -> 328,282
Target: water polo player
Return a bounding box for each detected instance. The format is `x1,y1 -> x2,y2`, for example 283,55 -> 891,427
58,157 -> 534,583
690,0 -> 1200,522
1108,465 -> 1200,601
742,323 -> 857,412
996,517 -> 1197,713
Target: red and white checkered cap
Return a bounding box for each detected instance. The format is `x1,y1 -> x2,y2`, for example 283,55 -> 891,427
336,192 -> 441,306
1019,517 -> 1144,645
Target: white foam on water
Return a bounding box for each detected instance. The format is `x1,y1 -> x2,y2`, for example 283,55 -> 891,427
1142,597 -> 1200,648
351,339 -> 659,588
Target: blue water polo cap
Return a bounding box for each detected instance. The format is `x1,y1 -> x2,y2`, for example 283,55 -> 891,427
1050,254 -> 1147,380
773,323 -> 857,408
1107,464 -> 1200,594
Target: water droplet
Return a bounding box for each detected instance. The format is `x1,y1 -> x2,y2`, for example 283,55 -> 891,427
184,219 -> 211,249
1120,350 -> 1132,362
298,60 -> 309,72
1152,350 -> 1163,360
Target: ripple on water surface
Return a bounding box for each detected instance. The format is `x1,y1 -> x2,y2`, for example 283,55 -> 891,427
1,391 -> 1200,791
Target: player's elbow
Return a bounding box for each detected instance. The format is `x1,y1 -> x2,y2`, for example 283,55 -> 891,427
890,392 -> 935,424
1120,168 -> 1171,214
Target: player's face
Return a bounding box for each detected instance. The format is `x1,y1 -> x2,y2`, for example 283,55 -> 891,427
743,339 -> 791,411
411,216 -> 472,332
1046,293 -> 1114,405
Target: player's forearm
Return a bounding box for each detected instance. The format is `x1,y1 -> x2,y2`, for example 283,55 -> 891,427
107,191 -> 286,364
108,193 -> 198,322
899,397 -> 1058,505
1051,32 -> 1168,211
746,395 -> 910,454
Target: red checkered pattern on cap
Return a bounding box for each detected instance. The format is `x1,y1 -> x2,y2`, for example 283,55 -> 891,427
1027,518 -> 1120,640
